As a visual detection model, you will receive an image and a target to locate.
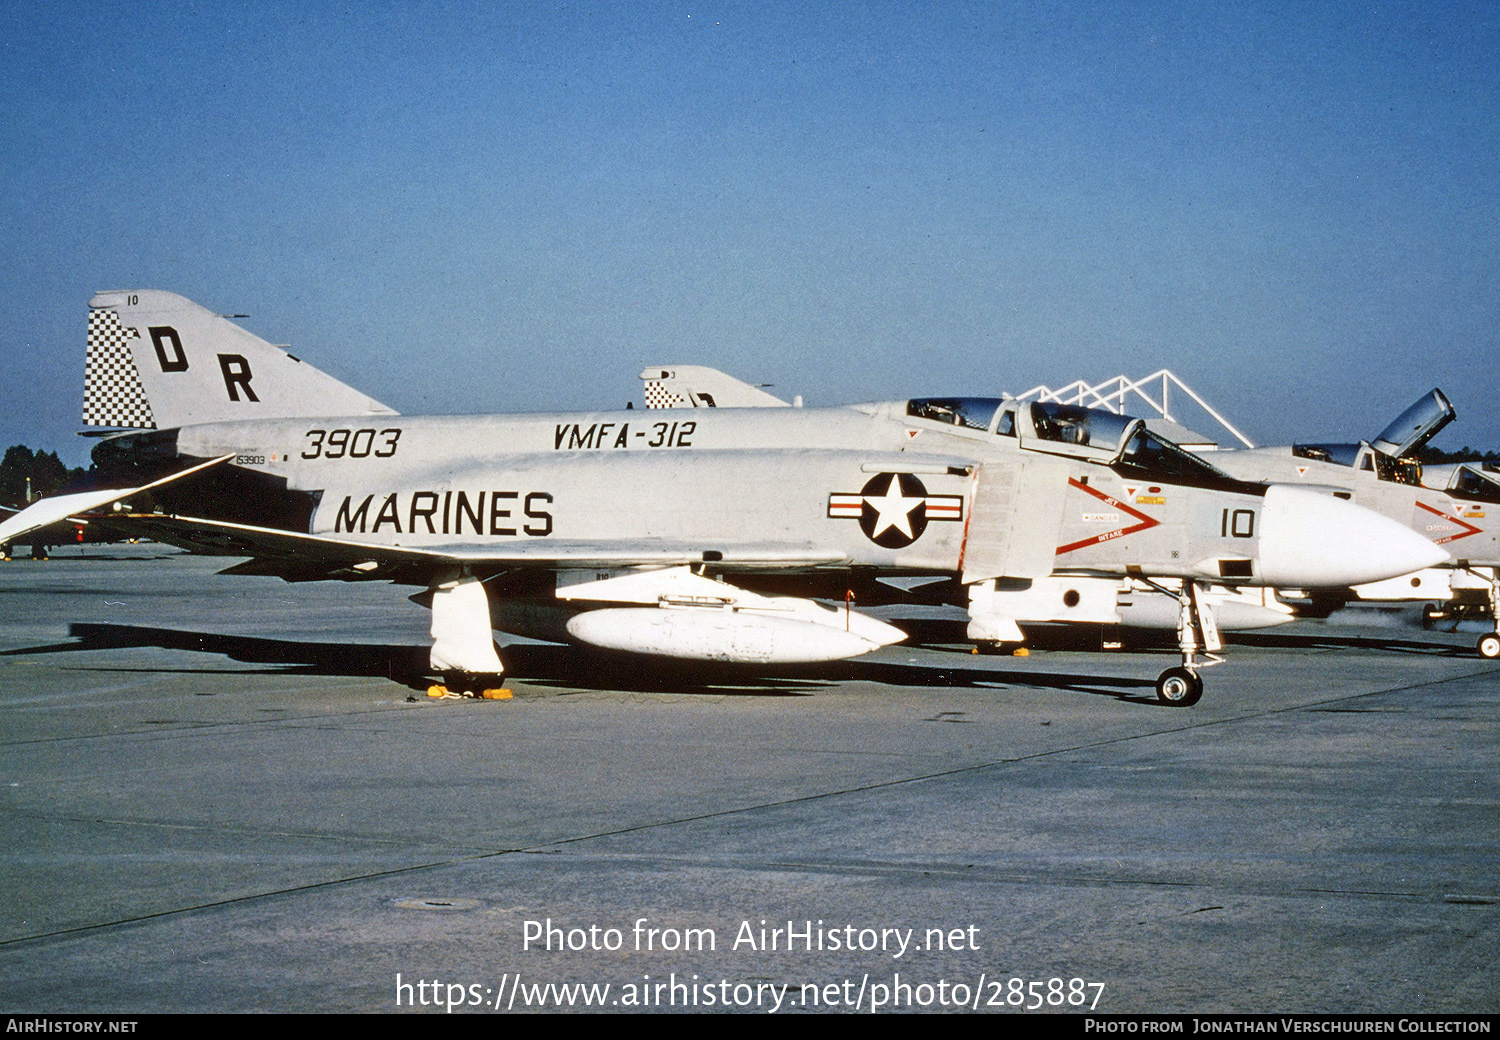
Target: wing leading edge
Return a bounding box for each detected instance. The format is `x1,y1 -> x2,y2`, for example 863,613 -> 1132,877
106,513 -> 850,583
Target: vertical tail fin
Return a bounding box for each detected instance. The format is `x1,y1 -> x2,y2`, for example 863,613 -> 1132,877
638,365 -> 791,409
85,290 -> 396,429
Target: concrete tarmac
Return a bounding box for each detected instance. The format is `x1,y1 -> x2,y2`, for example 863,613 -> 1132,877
0,547 -> 1495,1014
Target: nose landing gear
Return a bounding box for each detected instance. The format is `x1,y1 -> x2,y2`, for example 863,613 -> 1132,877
1152,581 -> 1222,707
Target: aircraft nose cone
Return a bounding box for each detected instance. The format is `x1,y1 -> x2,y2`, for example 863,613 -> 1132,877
1256,484 -> 1449,587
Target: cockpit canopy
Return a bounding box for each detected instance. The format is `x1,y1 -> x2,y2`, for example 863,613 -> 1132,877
1425,462 -> 1500,504
1292,442 -> 1361,467
1287,389 -> 1452,489
904,398 -> 1135,455
1024,402 -> 1136,457
1372,389 -> 1455,457
1292,441 -> 1423,486
904,398 -> 1000,431
902,397 -> 1237,487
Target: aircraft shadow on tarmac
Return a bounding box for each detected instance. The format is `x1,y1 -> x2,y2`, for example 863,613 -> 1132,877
899,617 -> 1480,659
1223,629 -> 1478,656
0,621 -> 1177,702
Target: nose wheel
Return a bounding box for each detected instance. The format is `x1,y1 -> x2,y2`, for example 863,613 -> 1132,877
1156,666 -> 1204,707
1140,579 -> 1222,707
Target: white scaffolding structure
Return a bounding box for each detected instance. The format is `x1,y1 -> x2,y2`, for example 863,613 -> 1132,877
1013,369 -> 1255,449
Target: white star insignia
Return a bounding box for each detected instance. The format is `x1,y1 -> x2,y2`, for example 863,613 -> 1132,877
864,475 -> 924,540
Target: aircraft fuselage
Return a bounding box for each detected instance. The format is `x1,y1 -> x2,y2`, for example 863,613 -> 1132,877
93,400 -> 1432,594
1213,447 -> 1500,566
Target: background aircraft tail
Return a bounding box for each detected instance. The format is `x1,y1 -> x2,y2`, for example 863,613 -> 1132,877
639,365 -> 791,408
85,290 -> 396,429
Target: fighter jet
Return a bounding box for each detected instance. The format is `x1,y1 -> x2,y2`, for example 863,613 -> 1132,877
0,292 -> 1447,706
1414,460 -> 1500,649
1207,389 -> 1500,658
641,368 -> 1298,646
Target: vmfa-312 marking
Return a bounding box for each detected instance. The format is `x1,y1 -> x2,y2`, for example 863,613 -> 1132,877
0,291 -> 1446,706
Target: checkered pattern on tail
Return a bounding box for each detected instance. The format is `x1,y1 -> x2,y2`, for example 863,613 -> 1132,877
642,379 -> 685,409
83,308 -> 155,428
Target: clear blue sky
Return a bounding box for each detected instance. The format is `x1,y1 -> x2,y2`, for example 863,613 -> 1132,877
3,1 -> 1497,466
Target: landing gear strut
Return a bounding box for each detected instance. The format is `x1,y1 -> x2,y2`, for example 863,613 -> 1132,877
1152,581 -> 1222,707
1478,568 -> 1500,660
426,574 -> 510,699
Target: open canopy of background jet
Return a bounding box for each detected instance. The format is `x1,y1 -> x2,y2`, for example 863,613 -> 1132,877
1289,389 -> 1456,485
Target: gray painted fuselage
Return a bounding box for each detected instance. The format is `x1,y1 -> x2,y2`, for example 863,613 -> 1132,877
155,401 -> 1287,588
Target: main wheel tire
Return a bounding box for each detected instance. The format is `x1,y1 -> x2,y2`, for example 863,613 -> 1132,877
1478,634 -> 1500,659
1156,667 -> 1203,707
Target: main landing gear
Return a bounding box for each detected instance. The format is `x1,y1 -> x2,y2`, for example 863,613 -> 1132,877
1150,581 -> 1223,708
426,574 -> 512,700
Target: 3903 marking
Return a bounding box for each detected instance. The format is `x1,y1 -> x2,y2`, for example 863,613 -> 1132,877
302,427 -> 402,460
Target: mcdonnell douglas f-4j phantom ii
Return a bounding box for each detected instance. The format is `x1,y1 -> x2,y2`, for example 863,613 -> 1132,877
1209,389 -> 1500,659
0,292 -> 1447,705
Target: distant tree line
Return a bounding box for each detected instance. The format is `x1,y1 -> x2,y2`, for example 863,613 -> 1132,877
0,446 -> 85,510
1416,446 -> 1500,465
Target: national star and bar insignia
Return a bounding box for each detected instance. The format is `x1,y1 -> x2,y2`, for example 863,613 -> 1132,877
828,472 -> 964,548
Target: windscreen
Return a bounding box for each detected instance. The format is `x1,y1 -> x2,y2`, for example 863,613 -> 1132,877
1452,465 -> 1500,504
1116,426 -> 1238,486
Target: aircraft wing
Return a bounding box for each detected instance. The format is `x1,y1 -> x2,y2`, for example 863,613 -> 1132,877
0,454 -> 234,548
103,513 -> 850,583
